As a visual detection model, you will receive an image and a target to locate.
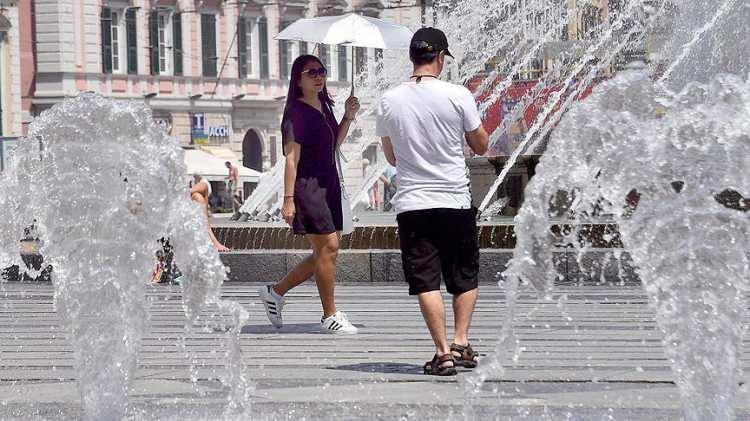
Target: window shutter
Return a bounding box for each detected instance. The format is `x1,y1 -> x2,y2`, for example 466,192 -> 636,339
149,12 -> 159,75
173,13 -> 183,76
101,7 -> 113,74
258,17 -> 269,79
201,14 -> 217,77
355,47 -> 366,73
238,16 -> 248,78
126,9 -> 138,74
337,45 -> 348,81
320,44 -> 330,70
279,21 -> 290,79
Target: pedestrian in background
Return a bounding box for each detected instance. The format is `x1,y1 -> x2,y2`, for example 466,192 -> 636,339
190,174 -> 229,252
224,161 -> 241,214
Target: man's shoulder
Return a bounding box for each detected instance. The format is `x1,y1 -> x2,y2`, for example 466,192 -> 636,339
432,80 -> 472,97
381,83 -> 410,100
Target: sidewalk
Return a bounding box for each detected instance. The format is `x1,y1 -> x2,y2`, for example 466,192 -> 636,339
1,283 -> 749,420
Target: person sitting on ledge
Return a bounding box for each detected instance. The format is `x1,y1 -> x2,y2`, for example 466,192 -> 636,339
190,174 -> 229,252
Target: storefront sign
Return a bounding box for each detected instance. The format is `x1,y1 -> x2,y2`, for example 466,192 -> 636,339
207,126 -> 231,137
191,113 -> 208,145
191,113 -> 231,145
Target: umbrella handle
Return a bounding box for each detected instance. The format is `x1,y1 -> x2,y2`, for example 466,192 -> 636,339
350,45 -> 355,96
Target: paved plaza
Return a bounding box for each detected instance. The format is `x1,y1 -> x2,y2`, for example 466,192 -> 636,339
2,282 -> 750,420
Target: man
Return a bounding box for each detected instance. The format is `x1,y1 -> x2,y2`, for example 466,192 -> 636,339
380,165 -> 397,212
376,28 -> 489,376
224,161 -> 241,214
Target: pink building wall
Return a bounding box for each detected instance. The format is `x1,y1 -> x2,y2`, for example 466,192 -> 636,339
19,0 -> 36,135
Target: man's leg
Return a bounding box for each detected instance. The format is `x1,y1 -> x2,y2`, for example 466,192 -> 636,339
452,288 -> 478,346
398,209 -> 454,364
418,290 -> 452,356
442,208 -> 480,359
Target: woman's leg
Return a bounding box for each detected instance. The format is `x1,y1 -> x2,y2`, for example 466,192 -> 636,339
306,232 -> 340,318
273,254 -> 316,295
192,193 -> 228,252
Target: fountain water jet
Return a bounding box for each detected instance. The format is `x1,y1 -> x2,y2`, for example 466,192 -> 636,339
0,94 -> 251,419
468,68 -> 749,420
458,1 -> 750,419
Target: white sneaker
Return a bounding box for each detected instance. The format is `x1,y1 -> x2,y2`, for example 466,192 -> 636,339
320,311 -> 358,334
258,285 -> 285,328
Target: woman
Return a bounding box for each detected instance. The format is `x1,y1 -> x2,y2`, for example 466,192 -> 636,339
190,174 -> 229,252
258,55 -> 360,334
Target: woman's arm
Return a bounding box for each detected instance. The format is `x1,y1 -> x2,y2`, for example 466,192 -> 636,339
282,142 -> 301,226
335,96 -> 361,147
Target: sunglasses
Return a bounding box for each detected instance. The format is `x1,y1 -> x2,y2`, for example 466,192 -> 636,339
302,67 -> 328,78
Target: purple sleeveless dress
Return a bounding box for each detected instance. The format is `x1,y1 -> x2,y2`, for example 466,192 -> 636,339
281,99 -> 343,235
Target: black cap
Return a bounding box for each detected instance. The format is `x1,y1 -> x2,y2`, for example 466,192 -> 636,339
409,27 -> 454,61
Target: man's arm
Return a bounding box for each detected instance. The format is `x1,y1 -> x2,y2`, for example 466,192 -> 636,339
465,125 -> 489,156
381,137 -> 396,166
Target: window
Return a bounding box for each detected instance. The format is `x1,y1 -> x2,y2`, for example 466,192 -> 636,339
258,17 -> 269,79
337,45 -> 348,81
101,8 -> 128,74
158,14 -> 169,74
201,14 -> 217,77
111,11 -> 121,72
150,11 -> 172,75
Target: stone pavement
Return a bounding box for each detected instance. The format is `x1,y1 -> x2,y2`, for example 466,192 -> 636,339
2,282 -> 749,420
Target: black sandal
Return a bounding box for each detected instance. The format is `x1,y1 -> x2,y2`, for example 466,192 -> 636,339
423,353 -> 457,376
450,343 -> 478,368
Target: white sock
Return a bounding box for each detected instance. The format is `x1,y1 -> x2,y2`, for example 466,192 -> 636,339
270,286 -> 284,300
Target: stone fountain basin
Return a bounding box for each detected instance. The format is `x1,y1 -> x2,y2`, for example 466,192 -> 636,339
3,221 -> 639,285
214,219 -> 638,285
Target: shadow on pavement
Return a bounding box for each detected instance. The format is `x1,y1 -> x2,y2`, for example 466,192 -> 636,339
331,362 -> 423,375
241,323 -> 323,334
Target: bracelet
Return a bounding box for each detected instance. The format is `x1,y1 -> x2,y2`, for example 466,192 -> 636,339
342,115 -> 355,122
284,195 -> 294,199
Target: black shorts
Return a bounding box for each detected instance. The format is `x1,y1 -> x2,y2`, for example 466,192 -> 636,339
397,207 -> 480,296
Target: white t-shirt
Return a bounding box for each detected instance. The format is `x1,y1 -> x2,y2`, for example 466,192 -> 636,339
375,78 -> 482,214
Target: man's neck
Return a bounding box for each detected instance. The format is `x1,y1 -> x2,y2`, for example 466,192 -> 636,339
412,64 -> 440,78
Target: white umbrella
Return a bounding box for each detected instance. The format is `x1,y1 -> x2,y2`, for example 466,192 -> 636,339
276,13 -> 413,93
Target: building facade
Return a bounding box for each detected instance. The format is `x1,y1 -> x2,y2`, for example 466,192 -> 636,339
22,0 -> 429,184
0,0 -> 23,138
